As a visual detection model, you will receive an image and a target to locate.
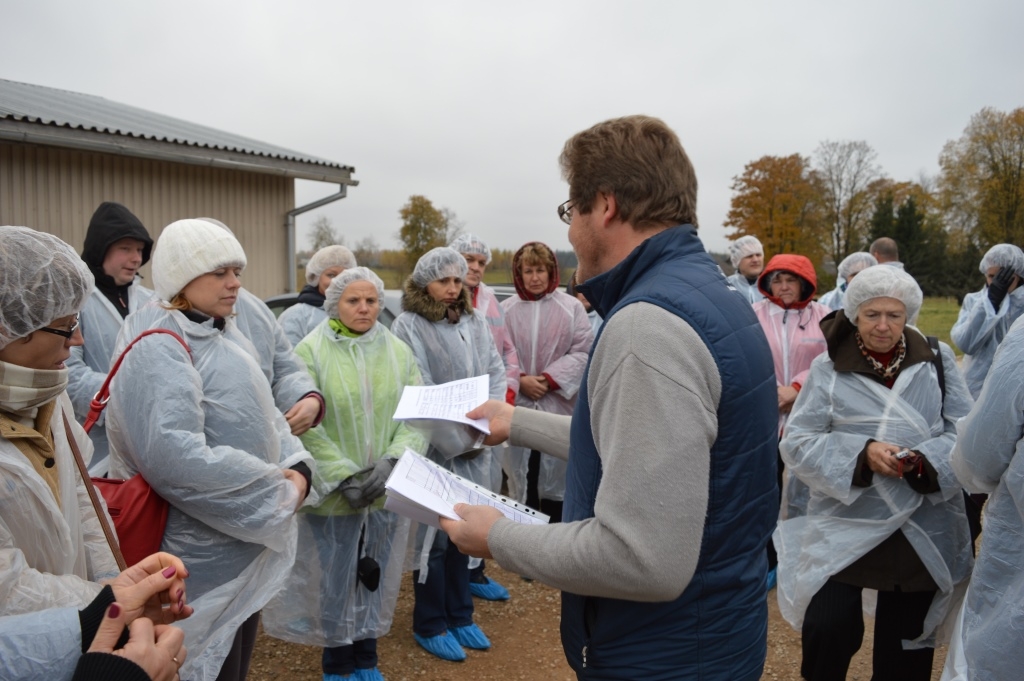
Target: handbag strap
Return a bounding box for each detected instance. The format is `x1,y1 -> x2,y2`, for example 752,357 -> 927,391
83,329 -> 192,434
62,409 -> 128,571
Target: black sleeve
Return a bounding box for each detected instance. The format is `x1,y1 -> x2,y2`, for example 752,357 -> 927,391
903,451 -> 941,495
852,440 -> 875,488
78,585 -> 128,652
72,653 -> 151,681
290,461 -> 313,500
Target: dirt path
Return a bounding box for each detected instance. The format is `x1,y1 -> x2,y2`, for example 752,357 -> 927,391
248,563 -> 948,680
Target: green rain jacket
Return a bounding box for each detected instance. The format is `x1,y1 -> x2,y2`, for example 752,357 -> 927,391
295,319 -> 428,516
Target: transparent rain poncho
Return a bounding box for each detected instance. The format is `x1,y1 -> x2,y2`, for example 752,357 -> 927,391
774,330 -> 975,649
390,267 -> 506,578
0,226 -> 119,616
263,304 -> 427,646
0,226 -> 93,349
951,245 -> 1024,399
278,301 -> 327,348
818,252 -> 877,311
66,282 -> 156,474
106,303 -> 317,680
500,290 -> 592,503
232,288 -> 320,414
0,606 -> 84,680
943,316 -> 1024,680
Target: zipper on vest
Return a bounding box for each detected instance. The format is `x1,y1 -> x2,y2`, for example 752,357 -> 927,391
582,645 -> 587,668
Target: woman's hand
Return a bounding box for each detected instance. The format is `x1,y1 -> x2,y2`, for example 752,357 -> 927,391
284,396 -> 321,436
865,440 -> 905,478
108,553 -> 193,625
519,375 -> 549,401
87,603 -> 186,681
283,469 -> 309,510
777,385 -> 799,413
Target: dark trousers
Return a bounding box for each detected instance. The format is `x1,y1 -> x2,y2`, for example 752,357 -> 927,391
801,580 -> 936,681
412,532 -> 472,636
323,638 -> 378,675
526,449 -> 564,523
767,450 -> 784,570
214,611 -> 261,681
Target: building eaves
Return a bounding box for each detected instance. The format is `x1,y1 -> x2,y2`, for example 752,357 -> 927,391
0,79 -> 356,184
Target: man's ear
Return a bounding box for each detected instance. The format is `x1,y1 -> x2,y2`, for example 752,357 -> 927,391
597,191 -> 619,228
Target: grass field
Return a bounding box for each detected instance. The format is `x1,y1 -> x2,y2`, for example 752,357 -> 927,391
917,297 -> 962,354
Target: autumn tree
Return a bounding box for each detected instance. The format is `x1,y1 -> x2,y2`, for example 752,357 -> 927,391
724,153 -> 824,265
308,214 -> 342,251
938,106 -> 1024,248
397,195 -> 449,270
813,140 -> 883,267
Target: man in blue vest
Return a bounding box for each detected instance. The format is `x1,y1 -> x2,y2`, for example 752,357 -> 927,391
444,115 -> 779,680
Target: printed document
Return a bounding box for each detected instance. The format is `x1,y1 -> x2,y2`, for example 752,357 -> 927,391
393,375 -> 491,434
384,448 -> 549,529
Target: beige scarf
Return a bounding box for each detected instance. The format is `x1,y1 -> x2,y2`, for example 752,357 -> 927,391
0,360 -> 69,419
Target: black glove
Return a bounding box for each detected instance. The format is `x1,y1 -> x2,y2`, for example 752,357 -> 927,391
459,448 -> 485,461
338,475 -> 370,509
988,267 -> 1015,312
356,458 -> 398,506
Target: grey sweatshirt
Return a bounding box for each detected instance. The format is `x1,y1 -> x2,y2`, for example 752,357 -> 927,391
488,301 -> 722,602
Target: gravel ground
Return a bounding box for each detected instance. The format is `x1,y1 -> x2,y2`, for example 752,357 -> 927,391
247,563 -> 948,680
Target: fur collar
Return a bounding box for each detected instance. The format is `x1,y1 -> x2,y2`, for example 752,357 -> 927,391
401,277 -> 474,322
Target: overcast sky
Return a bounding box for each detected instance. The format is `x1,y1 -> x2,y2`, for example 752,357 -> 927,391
4,0 -> 1022,257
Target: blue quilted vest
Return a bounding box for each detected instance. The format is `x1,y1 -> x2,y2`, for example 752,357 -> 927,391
566,226 -> 778,680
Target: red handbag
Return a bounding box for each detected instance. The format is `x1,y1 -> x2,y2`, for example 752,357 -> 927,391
74,329 -> 192,568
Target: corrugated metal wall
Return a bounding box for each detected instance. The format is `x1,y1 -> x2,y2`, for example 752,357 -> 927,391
0,141 -> 296,298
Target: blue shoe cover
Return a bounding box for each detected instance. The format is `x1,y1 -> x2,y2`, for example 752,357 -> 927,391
354,668 -> 385,681
323,675 -> 353,680
414,632 -> 466,661
766,566 -> 777,591
469,576 -> 511,601
450,623 -> 491,650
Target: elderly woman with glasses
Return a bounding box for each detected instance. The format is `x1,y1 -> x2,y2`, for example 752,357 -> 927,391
774,265 -> 975,681
0,226 -> 192,681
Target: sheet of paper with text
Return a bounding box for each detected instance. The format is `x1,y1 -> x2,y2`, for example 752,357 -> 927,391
392,375 -> 492,434
384,448 -> 548,529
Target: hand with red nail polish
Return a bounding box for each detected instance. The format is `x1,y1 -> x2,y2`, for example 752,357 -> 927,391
82,603 -> 186,681
109,552 -> 194,626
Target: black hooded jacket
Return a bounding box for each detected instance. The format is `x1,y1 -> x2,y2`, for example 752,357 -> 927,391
81,202 -> 153,318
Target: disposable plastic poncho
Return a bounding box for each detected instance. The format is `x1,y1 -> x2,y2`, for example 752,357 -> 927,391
390,276 -> 505,578
66,282 -> 156,474
950,287 -> 1024,399
0,393 -> 119,617
774,331 -> 975,649
500,290 -> 592,503
232,287 -> 320,414
105,304 -> 316,681
0,606 -> 83,681
725,271 -> 765,304
277,299 -> 327,348
943,315 -> 1024,680
263,317 -> 427,646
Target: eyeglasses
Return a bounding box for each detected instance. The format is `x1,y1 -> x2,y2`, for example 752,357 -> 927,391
38,315 -> 80,340
557,200 -> 575,225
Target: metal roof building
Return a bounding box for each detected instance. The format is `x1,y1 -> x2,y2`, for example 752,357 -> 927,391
0,78 -> 357,296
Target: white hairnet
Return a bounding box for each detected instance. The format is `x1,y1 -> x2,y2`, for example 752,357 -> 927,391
843,265 -> 923,323
324,267 -> 386,319
411,247 -> 468,288
979,244 -> 1024,276
0,226 -> 94,349
448,233 -> 492,265
305,245 -> 357,286
837,252 -> 878,280
729,235 -> 763,268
